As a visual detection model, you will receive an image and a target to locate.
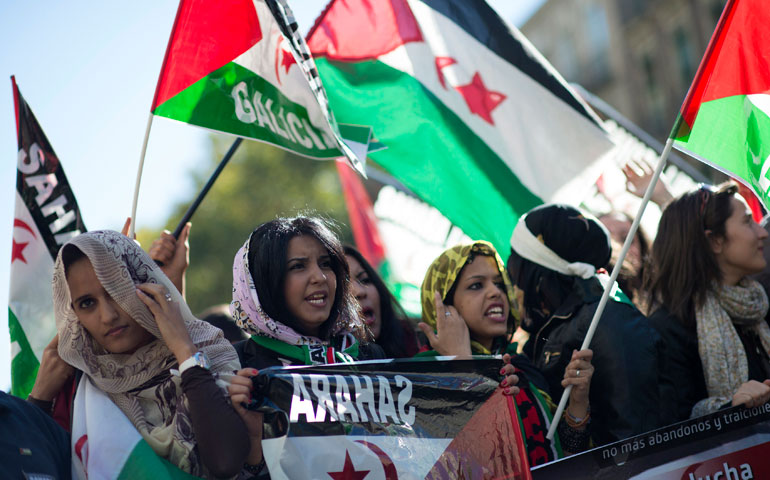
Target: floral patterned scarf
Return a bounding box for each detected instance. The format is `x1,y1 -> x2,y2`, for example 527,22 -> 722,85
230,234 -> 359,364
53,230 -> 239,475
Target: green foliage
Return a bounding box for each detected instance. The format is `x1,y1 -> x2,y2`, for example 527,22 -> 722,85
144,134 -> 352,315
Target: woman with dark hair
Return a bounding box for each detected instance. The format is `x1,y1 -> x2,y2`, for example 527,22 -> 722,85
646,183 -> 770,424
227,216 -> 385,475
598,211 -> 651,309
48,231 -> 249,478
418,241 -> 595,461
343,245 -> 419,358
507,204 -> 664,445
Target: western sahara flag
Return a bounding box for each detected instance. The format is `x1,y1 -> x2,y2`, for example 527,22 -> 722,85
9,77 -> 86,398
254,358 -> 532,479
673,0 -> 770,210
71,377 -> 196,480
308,0 -> 614,256
151,0 -> 368,174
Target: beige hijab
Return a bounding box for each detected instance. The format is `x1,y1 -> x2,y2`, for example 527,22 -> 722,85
53,230 -> 239,475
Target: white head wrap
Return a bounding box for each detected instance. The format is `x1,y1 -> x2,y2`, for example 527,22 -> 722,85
510,214 -> 596,279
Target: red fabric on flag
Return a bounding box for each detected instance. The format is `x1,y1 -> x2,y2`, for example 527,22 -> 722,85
335,160 -> 386,267
737,182 -> 765,222
151,0 -> 262,110
307,0 -> 423,61
425,390 -> 532,480
679,0 -> 770,130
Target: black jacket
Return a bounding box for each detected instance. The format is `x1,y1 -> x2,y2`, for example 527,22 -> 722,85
648,307 -> 708,425
523,277 -> 666,446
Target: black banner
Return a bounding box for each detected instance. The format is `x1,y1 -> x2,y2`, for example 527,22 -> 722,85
253,358 -> 532,479
13,76 -> 85,259
532,403 -> 770,479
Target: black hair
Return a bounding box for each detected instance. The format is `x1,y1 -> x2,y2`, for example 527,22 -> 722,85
645,182 -> 738,325
199,305 -> 249,344
247,216 -> 363,341
343,245 -> 414,357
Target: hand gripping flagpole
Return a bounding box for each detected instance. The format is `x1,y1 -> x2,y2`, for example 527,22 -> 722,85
128,113 -> 154,238
546,136 -> 675,440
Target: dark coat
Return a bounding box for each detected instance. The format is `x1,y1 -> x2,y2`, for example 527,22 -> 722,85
647,307 -> 708,425
523,277 -> 666,446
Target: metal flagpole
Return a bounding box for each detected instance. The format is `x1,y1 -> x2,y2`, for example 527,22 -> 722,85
128,113 -> 154,238
546,136 -> 676,440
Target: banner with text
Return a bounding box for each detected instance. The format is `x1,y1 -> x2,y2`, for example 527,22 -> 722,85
253,358 -> 531,479
532,402 -> 770,479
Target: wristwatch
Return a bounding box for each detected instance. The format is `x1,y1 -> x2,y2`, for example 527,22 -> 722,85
178,351 -> 211,375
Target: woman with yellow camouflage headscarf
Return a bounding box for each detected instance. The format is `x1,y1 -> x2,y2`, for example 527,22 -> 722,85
417,241 -> 594,462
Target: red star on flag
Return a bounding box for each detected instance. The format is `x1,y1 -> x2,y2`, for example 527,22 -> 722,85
11,239 -> 29,264
454,72 -> 506,125
280,47 -> 297,74
327,451 -> 369,480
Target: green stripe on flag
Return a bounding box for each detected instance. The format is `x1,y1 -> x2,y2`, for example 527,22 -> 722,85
154,61 -> 342,159
9,308 -> 40,397
675,94 -> 770,204
117,440 -> 201,480
317,58 -> 542,256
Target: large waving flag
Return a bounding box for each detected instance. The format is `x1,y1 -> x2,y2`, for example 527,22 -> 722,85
308,0 -> 614,255
9,77 -> 86,397
255,358 -> 532,479
151,0 -> 366,173
673,0 -> 770,208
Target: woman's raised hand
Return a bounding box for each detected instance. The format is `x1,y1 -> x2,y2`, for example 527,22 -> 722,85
562,349 -> 594,421
732,380 -> 770,408
29,335 -> 75,402
228,368 -> 264,466
148,223 -> 191,297
136,283 -> 196,364
418,291 -> 472,357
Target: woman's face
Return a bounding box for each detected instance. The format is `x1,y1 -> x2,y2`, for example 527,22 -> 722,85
284,235 -> 337,336
451,255 -> 509,350
346,255 -> 382,339
67,257 -> 154,354
712,195 -> 769,285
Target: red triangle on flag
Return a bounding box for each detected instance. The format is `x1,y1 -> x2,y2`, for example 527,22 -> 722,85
307,0 -> 423,62
151,0 -> 262,111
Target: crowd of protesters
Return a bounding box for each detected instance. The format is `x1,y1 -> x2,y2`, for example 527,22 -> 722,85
8,159 -> 770,479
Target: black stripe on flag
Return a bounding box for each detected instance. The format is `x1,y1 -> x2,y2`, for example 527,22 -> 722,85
421,0 -> 600,126
14,83 -> 86,259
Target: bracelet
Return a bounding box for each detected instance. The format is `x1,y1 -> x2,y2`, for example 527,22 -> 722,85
557,419 -> 591,453
564,406 -> 590,429
243,457 -> 267,476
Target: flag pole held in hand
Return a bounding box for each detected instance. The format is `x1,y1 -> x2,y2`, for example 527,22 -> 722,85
546,137 -> 674,440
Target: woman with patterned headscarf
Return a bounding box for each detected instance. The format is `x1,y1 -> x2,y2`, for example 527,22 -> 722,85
50,230 -> 249,478
507,203 -> 665,446
417,240 -> 595,462
227,216 -> 386,475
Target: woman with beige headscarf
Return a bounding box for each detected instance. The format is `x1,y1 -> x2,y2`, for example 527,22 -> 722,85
49,230 -> 249,478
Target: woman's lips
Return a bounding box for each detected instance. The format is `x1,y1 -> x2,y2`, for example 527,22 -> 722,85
106,325 -> 128,337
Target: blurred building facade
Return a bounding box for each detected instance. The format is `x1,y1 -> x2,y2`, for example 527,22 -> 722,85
521,0 -> 727,139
